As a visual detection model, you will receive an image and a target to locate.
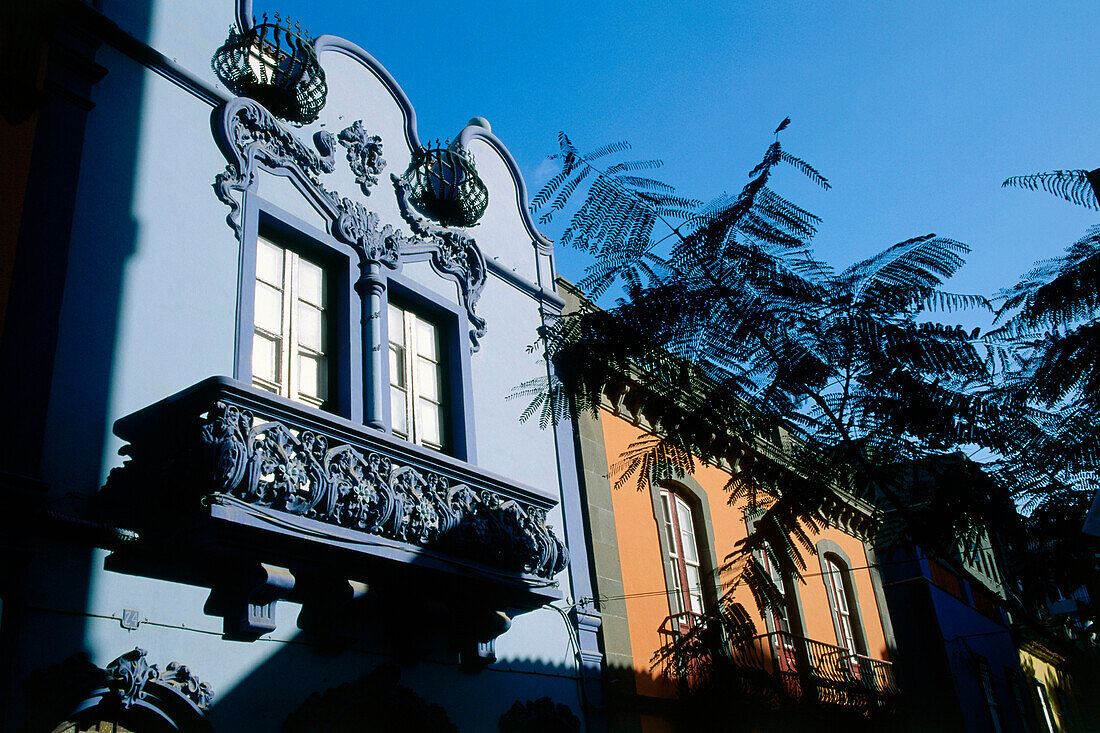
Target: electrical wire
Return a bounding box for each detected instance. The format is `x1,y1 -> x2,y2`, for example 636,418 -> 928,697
548,601 -> 608,712
583,554 -> 944,608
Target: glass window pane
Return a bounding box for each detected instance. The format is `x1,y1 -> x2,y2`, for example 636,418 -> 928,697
297,258 -> 324,306
254,282 -> 283,334
298,302 -> 324,353
416,399 -> 441,446
668,560 -> 684,614
388,304 -> 405,346
415,318 -> 438,359
829,563 -> 850,613
298,354 -> 327,400
390,345 -> 406,388
676,500 -> 699,563
838,614 -> 856,652
390,386 -> 408,437
685,564 -> 702,596
252,333 -> 280,385
660,493 -> 678,557
416,357 -> 440,402
256,238 -> 284,285
680,529 -> 699,564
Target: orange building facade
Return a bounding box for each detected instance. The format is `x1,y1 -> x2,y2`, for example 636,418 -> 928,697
575,379 -> 901,731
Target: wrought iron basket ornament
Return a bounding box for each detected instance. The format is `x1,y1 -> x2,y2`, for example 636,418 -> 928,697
211,14 -> 327,125
402,145 -> 489,227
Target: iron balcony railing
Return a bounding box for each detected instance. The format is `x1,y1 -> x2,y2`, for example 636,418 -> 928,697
658,613 -> 899,707
104,377 -> 569,600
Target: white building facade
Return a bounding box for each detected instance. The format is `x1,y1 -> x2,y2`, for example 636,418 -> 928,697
0,1 -> 602,729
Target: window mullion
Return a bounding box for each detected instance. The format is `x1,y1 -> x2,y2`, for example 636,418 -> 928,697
404,312 -> 417,445
284,251 -> 299,401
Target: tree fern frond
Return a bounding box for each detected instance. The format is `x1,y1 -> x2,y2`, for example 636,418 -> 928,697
582,139 -> 632,161
1002,169 -> 1100,210
843,234 -> 969,308
996,225 -> 1100,331
604,159 -> 664,176
779,150 -> 831,189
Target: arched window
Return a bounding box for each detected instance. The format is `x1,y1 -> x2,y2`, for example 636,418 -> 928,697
824,555 -> 861,655
755,544 -> 788,632
819,550 -> 867,661
758,541 -> 800,671
659,488 -> 705,620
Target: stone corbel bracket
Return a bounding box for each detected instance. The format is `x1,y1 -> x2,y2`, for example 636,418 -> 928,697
205,562 -> 295,640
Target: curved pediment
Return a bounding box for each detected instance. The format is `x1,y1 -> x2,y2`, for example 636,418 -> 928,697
233,0 -> 552,268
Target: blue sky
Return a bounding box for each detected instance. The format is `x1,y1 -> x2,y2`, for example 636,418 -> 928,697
278,0 -> 1099,305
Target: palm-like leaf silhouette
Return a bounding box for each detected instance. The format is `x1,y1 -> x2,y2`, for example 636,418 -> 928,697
1002,169 -> 1100,211
991,173 -> 1100,573
524,123 -> 1010,644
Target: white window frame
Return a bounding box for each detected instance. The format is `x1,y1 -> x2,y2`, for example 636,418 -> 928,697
1034,681 -> 1057,733
825,556 -> 859,655
387,301 -> 446,451
659,488 -> 705,623
252,235 -> 330,409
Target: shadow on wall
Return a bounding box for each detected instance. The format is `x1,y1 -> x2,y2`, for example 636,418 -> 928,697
22,634 -> 596,733
0,0 -> 151,730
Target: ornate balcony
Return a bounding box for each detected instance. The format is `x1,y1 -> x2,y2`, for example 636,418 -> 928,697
658,614 -> 898,712
101,377 -> 567,646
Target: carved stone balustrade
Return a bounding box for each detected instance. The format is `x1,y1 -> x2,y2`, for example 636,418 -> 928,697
102,377 -> 568,642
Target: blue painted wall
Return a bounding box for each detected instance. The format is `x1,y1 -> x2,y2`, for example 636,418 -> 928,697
7,1 -> 601,729
878,546 -> 1025,733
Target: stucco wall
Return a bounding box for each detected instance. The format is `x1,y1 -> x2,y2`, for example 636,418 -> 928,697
14,1 -> 590,729
598,404 -> 893,698
1019,646 -> 1072,732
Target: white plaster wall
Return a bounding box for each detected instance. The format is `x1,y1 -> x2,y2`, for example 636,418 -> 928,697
100,0 -> 236,93
467,136 -> 541,283
43,54 -> 238,496
28,7 -> 586,727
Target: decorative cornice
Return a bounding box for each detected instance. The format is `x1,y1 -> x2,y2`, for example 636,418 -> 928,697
66,1 -> 227,110
212,98 -> 487,349
338,120 -> 386,196
304,28 -> 555,253
456,121 -> 555,254
213,98 -> 336,237
603,375 -> 879,537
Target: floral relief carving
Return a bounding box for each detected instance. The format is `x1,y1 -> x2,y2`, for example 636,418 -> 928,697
198,401 -> 568,579
105,648 -> 157,709
331,203 -> 406,269
161,661 -> 216,710
212,99 -> 490,350
105,648 -> 214,711
338,120 -> 386,196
